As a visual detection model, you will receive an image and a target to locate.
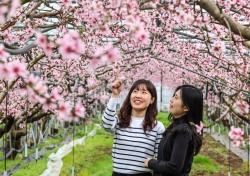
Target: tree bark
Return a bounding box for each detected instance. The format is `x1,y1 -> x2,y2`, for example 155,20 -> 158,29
200,0 -> 250,40
6,128 -> 26,160
0,116 -> 14,138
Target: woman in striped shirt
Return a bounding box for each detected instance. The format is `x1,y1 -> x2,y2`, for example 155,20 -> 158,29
102,76 -> 165,176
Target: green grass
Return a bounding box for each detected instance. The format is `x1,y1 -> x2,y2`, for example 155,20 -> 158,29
59,127 -> 229,176
12,147 -> 59,176
0,146 -> 59,176
2,112 -> 248,175
60,128 -> 113,176
2,114 -> 158,175
157,111 -> 170,127
0,156 -> 23,173
0,124 -> 91,175
70,112 -> 232,175
191,155 -> 222,175
0,138 -> 61,173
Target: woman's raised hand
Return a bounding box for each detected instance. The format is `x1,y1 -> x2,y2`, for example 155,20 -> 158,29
111,71 -> 122,98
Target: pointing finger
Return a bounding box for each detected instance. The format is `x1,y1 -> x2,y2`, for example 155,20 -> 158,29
115,70 -> 119,80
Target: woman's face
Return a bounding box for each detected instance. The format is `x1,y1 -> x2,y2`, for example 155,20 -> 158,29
130,84 -> 154,115
169,90 -> 188,118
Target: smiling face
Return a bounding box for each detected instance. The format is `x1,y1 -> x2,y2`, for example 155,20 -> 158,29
169,90 -> 189,118
130,84 -> 155,117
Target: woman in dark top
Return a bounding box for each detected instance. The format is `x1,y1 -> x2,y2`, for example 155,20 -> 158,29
144,85 -> 203,176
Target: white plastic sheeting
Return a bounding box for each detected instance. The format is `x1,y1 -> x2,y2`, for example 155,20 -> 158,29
41,126 -> 98,176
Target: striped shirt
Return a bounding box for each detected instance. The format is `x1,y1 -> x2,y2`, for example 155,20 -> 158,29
102,97 -> 165,174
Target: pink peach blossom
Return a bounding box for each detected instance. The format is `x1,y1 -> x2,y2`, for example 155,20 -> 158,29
195,121 -> 204,135
0,44 -> 10,58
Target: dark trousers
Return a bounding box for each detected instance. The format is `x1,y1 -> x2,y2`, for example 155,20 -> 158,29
112,171 -> 152,176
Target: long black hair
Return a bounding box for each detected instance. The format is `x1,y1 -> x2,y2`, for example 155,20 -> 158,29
167,85 -> 203,155
118,79 -> 158,133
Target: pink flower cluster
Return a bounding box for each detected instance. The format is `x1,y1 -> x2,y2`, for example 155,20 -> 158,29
125,16 -> 150,45
236,101 -> 249,114
36,32 -> 53,57
228,126 -> 245,147
20,75 -> 86,122
195,121 -> 204,135
100,94 -> 109,105
57,31 -> 85,59
60,0 -> 72,8
211,41 -> 225,53
0,0 -> 20,24
57,101 -> 86,122
92,44 -> 120,67
0,61 -> 28,80
0,44 -> 10,59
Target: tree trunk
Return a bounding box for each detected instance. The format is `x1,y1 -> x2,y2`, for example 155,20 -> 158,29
5,128 -> 26,160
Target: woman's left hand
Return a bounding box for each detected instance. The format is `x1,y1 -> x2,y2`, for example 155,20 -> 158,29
144,157 -> 152,168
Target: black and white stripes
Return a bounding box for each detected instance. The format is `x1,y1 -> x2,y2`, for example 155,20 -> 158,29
102,97 -> 165,174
